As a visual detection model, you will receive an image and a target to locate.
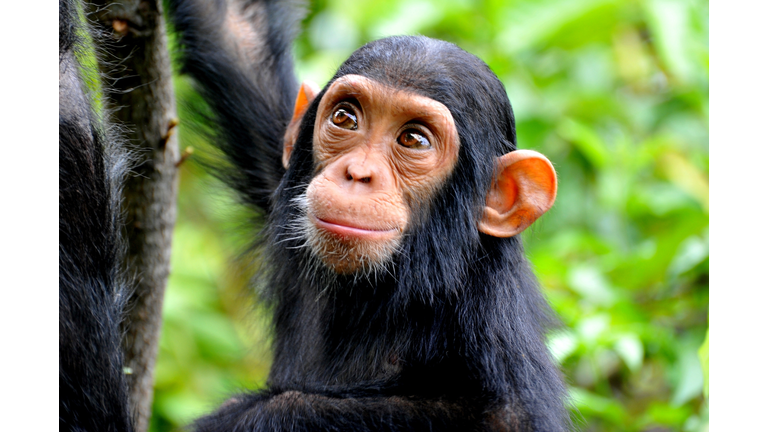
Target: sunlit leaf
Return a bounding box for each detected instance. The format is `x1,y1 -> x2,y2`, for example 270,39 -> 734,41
371,1 -> 443,38
576,313 -> 611,344
668,231 -> 709,278
308,11 -> 360,51
671,343 -> 704,406
568,266 -> 616,306
494,0 -> 620,54
698,328 -> 709,399
658,151 -> 709,211
548,330 -> 578,363
644,0 -> 698,85
614,334 -> 644,373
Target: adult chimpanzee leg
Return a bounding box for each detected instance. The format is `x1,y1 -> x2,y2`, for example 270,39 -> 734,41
169,1 -> 571,431
59,1 -> 133,431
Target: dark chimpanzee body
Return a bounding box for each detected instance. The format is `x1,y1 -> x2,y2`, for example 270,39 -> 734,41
59,0 -> 571,430
59,1 -> 133,430
169,0 -> 570,430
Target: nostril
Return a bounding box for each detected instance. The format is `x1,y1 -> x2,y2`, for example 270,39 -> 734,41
345,166 -> 372,183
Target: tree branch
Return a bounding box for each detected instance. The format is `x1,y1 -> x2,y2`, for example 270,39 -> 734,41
87,1 -> 179,430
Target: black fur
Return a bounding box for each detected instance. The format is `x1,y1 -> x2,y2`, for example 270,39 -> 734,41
168,0 -> 303,213
59,1 -> 133,431
170,2 -> 571,430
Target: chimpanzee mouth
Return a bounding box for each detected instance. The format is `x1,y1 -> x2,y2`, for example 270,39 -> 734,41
312,215 -> 401,241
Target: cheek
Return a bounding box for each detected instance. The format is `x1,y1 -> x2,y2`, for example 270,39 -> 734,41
313,126 -> 356,170
395,153 -> 456,209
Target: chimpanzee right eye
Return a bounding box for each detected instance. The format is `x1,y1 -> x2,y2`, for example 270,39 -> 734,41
331,106 -> 358,130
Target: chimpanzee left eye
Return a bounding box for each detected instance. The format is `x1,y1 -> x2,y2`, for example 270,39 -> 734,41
397,130 -> 430,150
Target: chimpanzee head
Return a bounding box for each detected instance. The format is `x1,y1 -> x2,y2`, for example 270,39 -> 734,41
278,36 -> 556,281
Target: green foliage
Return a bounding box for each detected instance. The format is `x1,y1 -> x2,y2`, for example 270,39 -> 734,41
699,327 -> 708,399
151,1 -> 709,430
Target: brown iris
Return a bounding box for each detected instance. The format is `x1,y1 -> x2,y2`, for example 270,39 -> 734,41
331,107 -> 358,130
397,130 -> 430,149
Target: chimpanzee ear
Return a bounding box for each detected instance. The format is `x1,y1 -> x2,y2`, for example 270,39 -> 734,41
478,150 -> 557,238
283,80 -> 321,169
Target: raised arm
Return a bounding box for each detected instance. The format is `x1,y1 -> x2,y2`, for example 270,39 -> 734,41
167,0 -> 305,211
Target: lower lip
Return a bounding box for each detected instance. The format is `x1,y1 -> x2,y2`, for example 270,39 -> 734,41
313,216 -> 398,240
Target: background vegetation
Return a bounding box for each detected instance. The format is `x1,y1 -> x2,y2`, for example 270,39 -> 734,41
150,0 -> 709,430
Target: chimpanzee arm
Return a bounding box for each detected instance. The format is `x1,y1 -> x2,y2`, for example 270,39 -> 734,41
167,0 -> 305,211
192,390 -> 519,432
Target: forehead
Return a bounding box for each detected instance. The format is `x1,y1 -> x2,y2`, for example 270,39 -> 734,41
320,74 -> 455,123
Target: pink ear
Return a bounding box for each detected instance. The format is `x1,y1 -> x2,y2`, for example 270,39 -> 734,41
283,80 -> 321,169
478,150 -> 557,238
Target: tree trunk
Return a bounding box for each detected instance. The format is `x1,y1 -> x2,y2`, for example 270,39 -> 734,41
87,1 -> 179,431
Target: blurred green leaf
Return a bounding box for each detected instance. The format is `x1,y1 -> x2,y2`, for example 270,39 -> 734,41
658,151 -> 709,211
644,400 -> 692,428
698,328 -> 708,399
548,330 -> 578,364
671,341 -> 704,406
371,1 -> 443,38
570,387 -> 628,425
614,334 -> 644,373
568,266 -> 616,306
495,0 -> 620,54
668,232 -> 709,278
557,119 -> 610,169
576,313 -> 610,345
644,0 -> 699,85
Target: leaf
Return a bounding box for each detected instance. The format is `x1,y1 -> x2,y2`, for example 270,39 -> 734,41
658,151 -> 709,211
548,330 -> 578,363
308,11 -> 361,52
671,342 -> 704,406
667,231 -> 709,278
372,1 -> 443,38
576,313 -> 611,344
558,118 -> 610,169
568,266 -> 616,306
644,0 -> 697,85
494,0 -> 620,54
614,334 -> 644,373
698,327 -> 709,398
569,387 -> 628,425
